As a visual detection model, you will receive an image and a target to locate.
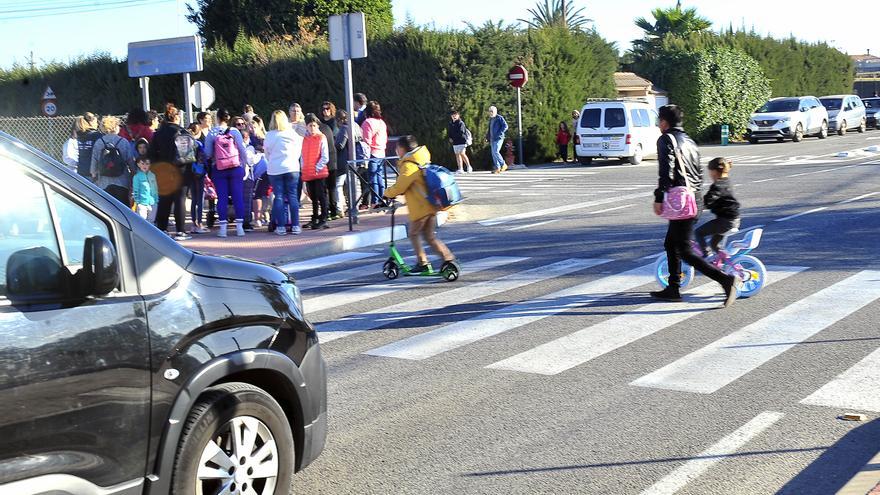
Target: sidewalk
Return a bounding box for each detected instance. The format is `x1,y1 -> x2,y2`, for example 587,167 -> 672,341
178,209 -> 405,265
838,450 -> 880,495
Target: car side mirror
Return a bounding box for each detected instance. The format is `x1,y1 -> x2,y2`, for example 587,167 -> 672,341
82,235 -> 119,296
5,246 -> 73,303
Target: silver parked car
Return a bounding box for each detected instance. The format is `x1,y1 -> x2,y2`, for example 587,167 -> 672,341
820,95 -> 867,135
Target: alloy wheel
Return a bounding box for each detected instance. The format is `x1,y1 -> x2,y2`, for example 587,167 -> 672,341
196,416 -> 279,495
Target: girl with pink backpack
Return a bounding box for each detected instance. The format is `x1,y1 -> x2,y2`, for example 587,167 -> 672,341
205,108 -> 249,237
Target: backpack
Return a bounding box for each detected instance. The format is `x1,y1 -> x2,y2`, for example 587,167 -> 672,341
214,128 -> 240,170
174,130 -> 198,165
463,126 -> 473,146
98,137 -> 126,177
420,164 -> 463,210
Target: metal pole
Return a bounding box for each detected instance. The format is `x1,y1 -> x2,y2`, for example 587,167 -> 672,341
140,77 -> 151,111
516,86 -> 524,166
343,15 -> 358,229
183,72 -> 193,126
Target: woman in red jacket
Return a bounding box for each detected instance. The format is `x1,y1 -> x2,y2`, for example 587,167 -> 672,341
556,121 -> 572,163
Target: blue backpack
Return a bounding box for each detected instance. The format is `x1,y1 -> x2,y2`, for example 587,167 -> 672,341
420,164 -> 462,210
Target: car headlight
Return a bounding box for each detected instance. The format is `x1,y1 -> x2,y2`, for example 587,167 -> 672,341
282,281 -> 304,316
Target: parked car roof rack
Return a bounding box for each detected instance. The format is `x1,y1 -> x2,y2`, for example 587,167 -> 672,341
584,97 -> 652,103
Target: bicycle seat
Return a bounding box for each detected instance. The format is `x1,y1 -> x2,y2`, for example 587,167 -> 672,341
729,228 -> 762,251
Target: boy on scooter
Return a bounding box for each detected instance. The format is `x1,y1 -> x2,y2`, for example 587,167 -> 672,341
383,135 -> 457,274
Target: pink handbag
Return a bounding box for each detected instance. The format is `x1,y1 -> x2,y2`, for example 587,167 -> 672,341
660,135 -> 698,220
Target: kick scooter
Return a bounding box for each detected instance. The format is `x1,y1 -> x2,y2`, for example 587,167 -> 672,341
382,202 -> 461,282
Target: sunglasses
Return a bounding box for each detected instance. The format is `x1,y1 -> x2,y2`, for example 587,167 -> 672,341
235,121 -> 246,126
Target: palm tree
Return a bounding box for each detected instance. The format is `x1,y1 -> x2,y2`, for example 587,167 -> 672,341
519,0 -> 592,31
634,4 -> 712,43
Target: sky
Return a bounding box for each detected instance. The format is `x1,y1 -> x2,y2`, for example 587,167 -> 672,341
1,0 -> 877,70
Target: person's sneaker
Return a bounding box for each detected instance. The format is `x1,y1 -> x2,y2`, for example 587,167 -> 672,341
275,228 -> 288,236
410,263 -> 431,274
722,275 -> 743,308
358,204 -> 369,211
244,223 -> 254,232
466,165 -> 473,173
501,164 -> 509,172
175,232 -> 193,241
254,220 -> 263,229
291,226 -> 302,235
303,222 -> 315,230
319,221 -> 330,229
650,286 -> 683,302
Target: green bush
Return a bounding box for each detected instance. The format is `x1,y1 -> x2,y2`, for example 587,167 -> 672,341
0,26 -> 617,166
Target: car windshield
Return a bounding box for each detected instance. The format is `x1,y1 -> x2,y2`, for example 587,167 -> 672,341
758,99 -> 800,113
864,99 -> 880,109
820,98 -> 843,110
580,108 -> 601,128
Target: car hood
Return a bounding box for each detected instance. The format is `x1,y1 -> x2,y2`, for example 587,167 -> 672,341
186,253 -> 290,285
751,112 -> 796,120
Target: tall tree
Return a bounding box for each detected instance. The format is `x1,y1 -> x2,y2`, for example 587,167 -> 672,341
632,4 -> 711,59
187,0 -> 393,48
519,0 -> 591,31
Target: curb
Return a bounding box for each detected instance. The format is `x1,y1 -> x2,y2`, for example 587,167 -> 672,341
270,224 -> 407,266
837,450 -> 880,495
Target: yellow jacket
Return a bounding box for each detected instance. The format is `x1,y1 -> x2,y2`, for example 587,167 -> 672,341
384,145 -> 436,221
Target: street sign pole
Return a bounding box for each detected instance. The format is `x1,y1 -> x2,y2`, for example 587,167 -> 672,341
516,86 -> 524,166
343,32 -> 357,229
183,72 -> 193,126
140,77 -> 150,111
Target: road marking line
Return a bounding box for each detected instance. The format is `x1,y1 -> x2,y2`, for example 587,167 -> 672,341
837,192 -> 879,204
774,207 -> 828,222
751,178 -> 776,183
364,264 -> 656,360
479,192 -> 647,226
786,165 -> 858,178
280,251 -> 377,273
801,346 -> 880,413
631,270 -> 880,394
489,267 -> 804,375
590,204 -> 636,214
639,412 -> 785,495
507,219 -> 560,231
639,251 -> 666,260
317,258 -> 610,342
445,237 -> 475,245
303,257 -> 525,314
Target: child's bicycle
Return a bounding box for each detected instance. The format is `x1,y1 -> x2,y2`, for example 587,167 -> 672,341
654,226 -> 768,298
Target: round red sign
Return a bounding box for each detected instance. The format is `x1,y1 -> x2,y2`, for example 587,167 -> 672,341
508,65 -> 528,88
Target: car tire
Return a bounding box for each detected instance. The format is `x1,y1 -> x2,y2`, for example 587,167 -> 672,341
792,123 -> 804,142
817,121 -> 828,139
858,119 -> 866,133
838,120 -> 846,136
628,145 -> 643,165
171,382 -> 295,495
749,137 -> 759,144
578,156 -> 593,166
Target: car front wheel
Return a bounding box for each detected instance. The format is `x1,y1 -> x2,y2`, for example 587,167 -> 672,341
858,119 -> 866,133
838,120 -> 847,136
792,123 -> 804,142
817,121 -> 828,139
172,382 -> 295,495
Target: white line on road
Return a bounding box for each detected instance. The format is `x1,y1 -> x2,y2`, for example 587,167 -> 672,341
801,346 -> 880,413
786,164 -> 858,178
488,267 -> 805,375
590,204 -> 636,215
318,258 -> 610,342
774,207 -> 829,223
631,270 -> 880,394
639,251 -> 666,260
479,192 -> 647,226
303,256 -> 525,314
751,178 -> 776,183
507,219 -> 560,231
639,412 -> 785,495
364,264 -> 656,360
280,251 -> 377,273
837,192 -> 879,204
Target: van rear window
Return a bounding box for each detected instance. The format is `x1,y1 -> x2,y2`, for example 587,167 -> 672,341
580,109 -> 601,129
605,108 -> 626,129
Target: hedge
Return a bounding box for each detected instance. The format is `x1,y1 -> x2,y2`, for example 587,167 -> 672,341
0,26 -> 618,166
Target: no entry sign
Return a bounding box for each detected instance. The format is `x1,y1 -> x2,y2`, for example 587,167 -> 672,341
508,65 -> 528,88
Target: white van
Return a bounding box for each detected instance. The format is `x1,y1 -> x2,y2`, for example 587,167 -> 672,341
574,99 -> 661,165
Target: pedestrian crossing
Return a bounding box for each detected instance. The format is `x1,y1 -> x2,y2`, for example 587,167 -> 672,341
291,252 -> 880,416
451,168 -> 655,197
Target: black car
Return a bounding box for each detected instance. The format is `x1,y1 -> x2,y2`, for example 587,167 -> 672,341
864,97 -> 880,129
0,131 -> 326,494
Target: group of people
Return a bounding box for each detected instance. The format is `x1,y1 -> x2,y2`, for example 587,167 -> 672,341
64,93 -> 396,240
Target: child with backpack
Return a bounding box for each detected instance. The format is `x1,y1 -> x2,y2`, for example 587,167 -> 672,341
90,115 -> 134,206
556,122 -> 571,163
383,135 -> 457,274
301,114 -> 330,230
696,157 -> 741,257
132,157 -> 159,222
205,108 -> 249,237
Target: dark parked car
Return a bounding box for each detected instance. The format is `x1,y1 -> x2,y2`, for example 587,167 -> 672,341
864,97 -> 880,129
0,131 -> 326,494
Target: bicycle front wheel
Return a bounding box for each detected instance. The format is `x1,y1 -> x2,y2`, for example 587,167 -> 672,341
733,255 -> 768,298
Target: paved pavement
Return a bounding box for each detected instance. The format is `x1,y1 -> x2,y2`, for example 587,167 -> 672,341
197,131 -> 878,494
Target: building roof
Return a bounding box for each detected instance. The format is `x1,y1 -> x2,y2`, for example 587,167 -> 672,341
614,72 -> 652,90
851,54 -> 880,63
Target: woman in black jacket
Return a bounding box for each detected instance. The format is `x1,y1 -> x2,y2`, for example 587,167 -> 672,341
150,104 -> 191,241
447,110 -> 472,173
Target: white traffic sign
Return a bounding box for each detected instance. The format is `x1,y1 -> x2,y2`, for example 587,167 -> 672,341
42,100 -> 58,117
329,13 -> 367,61
189,80 -> 215,111
42,86 -> 56,100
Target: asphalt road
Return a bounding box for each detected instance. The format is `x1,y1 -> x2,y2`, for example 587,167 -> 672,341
292,131 -> 880,494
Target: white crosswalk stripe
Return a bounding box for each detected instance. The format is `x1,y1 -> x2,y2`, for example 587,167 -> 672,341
303,256 -> 525,314
316,258 -> 610,343
631,270 -> 880,394
487,266 -> 806,375
280,251 -> 376,273
801,346 -> 880,413
364,263 -> 655,360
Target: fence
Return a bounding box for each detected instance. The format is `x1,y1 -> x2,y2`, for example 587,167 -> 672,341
0,115 -> 82,163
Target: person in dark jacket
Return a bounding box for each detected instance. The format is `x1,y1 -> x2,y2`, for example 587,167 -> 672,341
335,109 -> 362,217
447,110 -> 473,174
150,104 -> 191,241
75,113 -> 102,179
695,157 -> 741,257
318,117 -> 340,219
650,105 -> 740,307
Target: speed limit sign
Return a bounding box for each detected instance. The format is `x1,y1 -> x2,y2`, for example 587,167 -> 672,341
42,100 -> 58,117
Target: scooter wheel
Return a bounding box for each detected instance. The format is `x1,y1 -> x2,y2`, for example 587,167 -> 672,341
441,261 -> 460,282
383,260 -> 400,280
